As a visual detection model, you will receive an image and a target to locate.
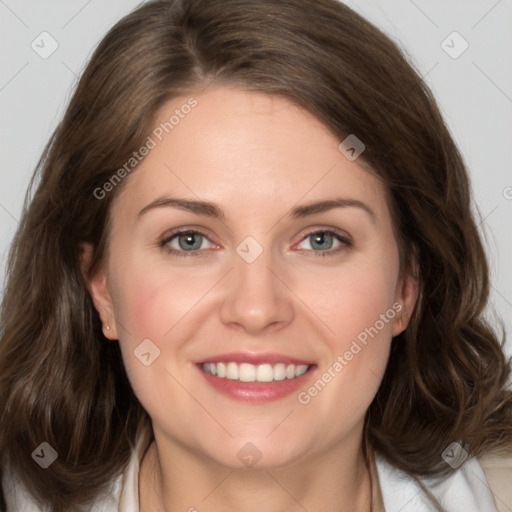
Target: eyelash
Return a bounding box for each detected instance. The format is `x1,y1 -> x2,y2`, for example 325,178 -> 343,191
159,228 -> 352,258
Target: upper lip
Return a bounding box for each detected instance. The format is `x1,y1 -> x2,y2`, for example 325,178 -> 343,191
197,352 -> 315,365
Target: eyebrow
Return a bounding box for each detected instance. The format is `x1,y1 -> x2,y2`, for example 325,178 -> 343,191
137,196 -> 376,224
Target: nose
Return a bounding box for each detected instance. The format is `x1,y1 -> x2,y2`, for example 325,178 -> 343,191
219,242 -> 294,335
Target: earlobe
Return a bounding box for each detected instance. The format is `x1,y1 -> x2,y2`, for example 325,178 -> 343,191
78,242 -> 118,340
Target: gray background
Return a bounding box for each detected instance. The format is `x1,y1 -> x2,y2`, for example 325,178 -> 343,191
1,0 -> 511,358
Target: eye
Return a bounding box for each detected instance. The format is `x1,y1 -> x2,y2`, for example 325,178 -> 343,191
159,228 -> 352,258
160,230 -> 214,257
296,230 -> 352,256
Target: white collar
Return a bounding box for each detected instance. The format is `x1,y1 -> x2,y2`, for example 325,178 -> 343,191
374,451 -> 498,511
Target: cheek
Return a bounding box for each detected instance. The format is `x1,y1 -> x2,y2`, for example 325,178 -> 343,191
112,256 -> 211,341
110,260 -> 211,430
335,250 -> 399,375
294,248 -> 399,420
109,254 -> 224,380
331,270 -> 397,343
299,247 -> 399,348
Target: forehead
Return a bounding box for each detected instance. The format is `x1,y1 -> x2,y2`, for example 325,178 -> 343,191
112,87 -> 389,223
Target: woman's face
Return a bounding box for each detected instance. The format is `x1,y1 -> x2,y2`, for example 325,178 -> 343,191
88,86 -> 417,469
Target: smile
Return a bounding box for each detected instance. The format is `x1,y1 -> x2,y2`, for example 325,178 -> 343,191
201,362 -> 311,382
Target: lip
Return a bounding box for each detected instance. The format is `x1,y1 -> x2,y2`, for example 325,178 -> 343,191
196,352 -> 315,365
194,353 -> 317,403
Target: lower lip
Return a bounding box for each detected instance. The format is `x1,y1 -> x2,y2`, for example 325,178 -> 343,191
196,364 -> 316,402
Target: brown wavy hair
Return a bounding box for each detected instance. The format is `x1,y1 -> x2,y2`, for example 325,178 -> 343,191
1,0 -> 511,510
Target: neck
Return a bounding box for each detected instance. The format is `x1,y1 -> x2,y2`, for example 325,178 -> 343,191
139,430 -> 373,512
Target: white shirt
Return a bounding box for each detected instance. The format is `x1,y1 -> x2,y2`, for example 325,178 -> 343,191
1,431 -> 502,511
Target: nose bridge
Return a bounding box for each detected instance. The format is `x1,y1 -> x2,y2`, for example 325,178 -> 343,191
219,234 -> 294,333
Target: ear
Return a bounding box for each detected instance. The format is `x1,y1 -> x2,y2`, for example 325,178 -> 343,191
79,242 -> 118,340
392,259 -> 419,337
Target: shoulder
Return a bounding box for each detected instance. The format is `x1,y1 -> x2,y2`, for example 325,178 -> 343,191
478,448 -> 512,512
2,467 -> 40,512
374,450 -> 506,512
2,468 -> 124,512
2,427 -> 149,512
2,459 -> 129,512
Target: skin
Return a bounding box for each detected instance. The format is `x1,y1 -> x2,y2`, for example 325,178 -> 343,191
83,86 -> 418,512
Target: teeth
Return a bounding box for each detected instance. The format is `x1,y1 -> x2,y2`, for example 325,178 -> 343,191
226,362 -> 238,380
256,364 -> 274,382
217,362 -> 226,378
273,363 -> 286,381
201,362 -> 310,382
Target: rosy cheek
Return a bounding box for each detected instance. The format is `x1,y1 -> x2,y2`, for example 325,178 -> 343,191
116,261 -> 201,341
122,279 -> 170,340
326,268 -> 393,336
108,265 -> 160,348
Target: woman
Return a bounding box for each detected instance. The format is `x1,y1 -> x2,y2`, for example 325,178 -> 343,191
1,0 -> 511,511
